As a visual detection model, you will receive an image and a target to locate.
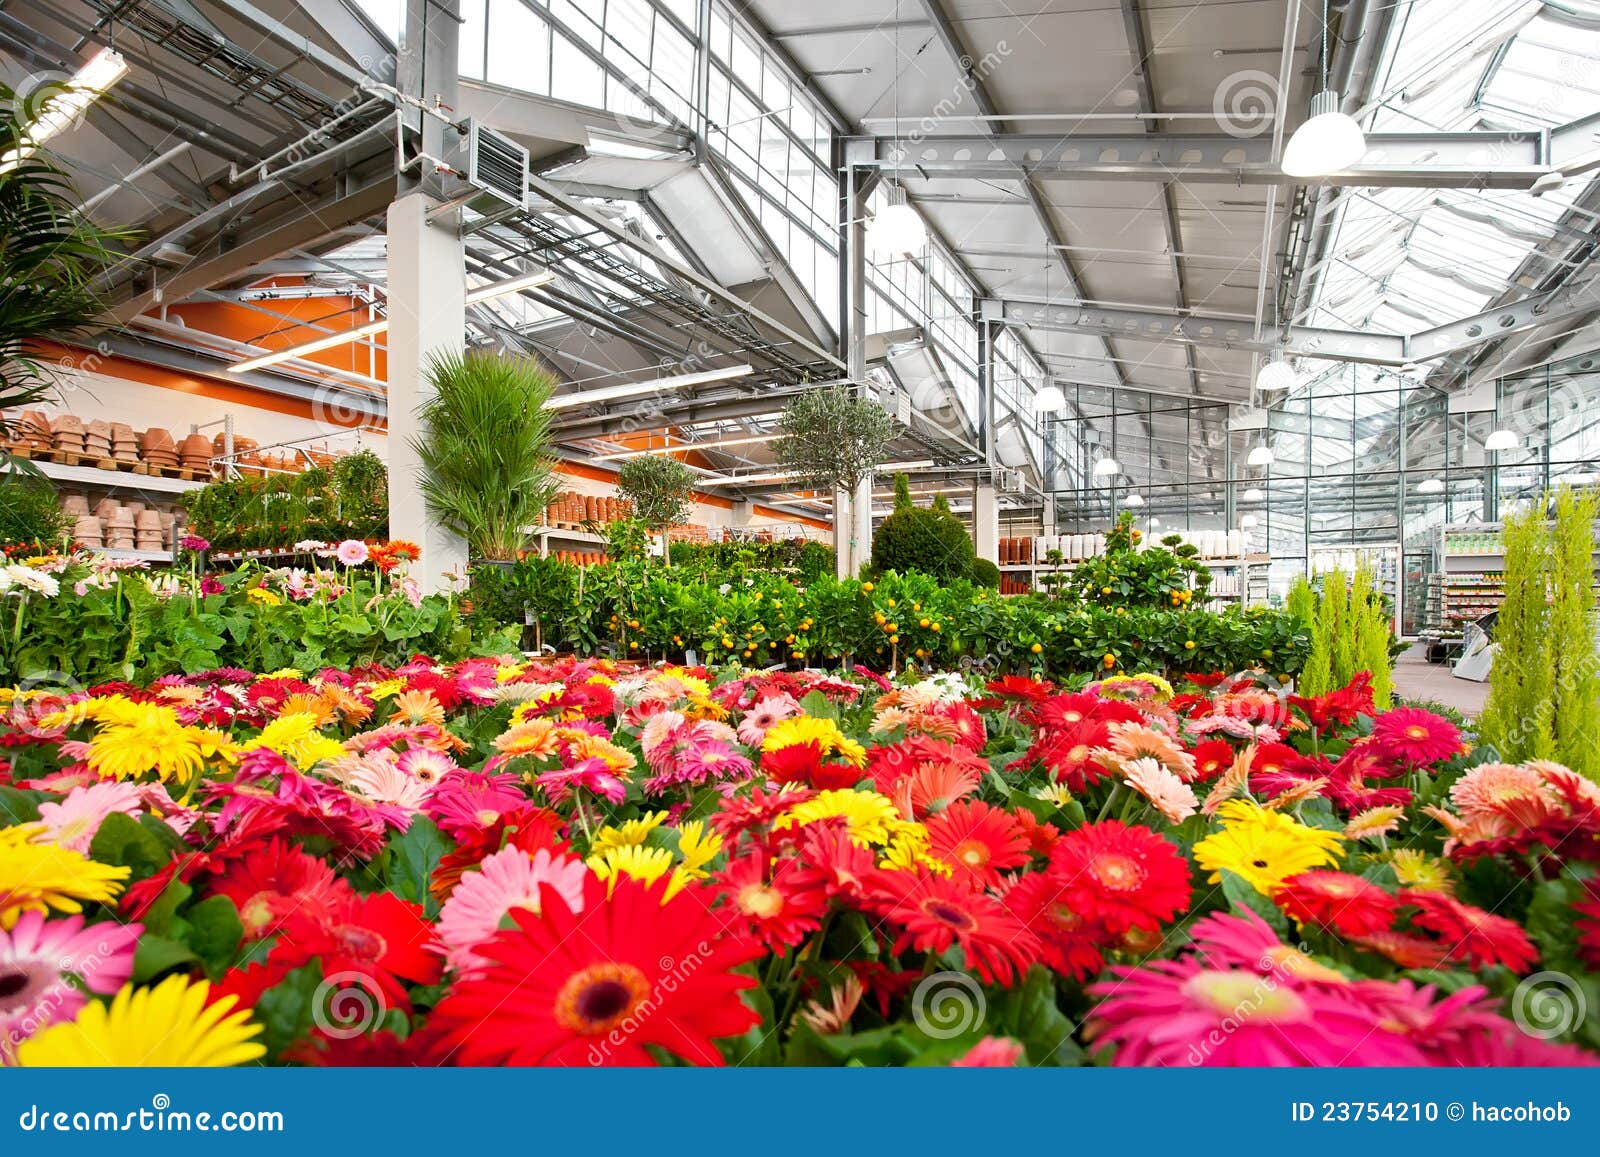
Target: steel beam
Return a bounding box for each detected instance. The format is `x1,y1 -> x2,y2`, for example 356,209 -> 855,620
842,129 -> 1575,189
987,275 -> 1600,366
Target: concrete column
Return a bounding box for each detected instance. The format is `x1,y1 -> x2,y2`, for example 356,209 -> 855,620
851,474 -> 873,576
386,192 -> 468,593
973,483 -> 999,564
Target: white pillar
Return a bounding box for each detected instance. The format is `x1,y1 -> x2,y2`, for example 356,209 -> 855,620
973,483 -> 999,564
386,192 -> 468,594
852,475 -> 874,576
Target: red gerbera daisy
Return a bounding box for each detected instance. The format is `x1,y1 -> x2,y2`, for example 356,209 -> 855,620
430,804 -> 567,903
710,784 -> 816,840
1276,870 -> 1397,937
434,875 -> 762,1065
1033,719 -> 1115,792
713,852 -> 827,949
787,820 -> 877,899
1013,807 -> 1060,857
1351,929 -> 1450,970
1046,820 -> 1191,934
207,837 -> 353,940
273,890 -> 442,1011
863,868 -> 1039,986
924,800 -> 1030,889
1000,872 -> 1108,981
1190,739 -> 1236,782
1576,881 -> 1600,970
1402,890 -> 1538,974
985,675 -> 1053,704
1035,691 -> 1142,731
1372,707 -> 1462,768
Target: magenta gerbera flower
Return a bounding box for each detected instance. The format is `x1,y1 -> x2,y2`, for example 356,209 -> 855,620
1371,707 -> 1462,767
1087,958 -> 1427,1066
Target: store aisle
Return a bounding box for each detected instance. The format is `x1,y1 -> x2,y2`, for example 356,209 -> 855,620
1391,644 -> 1488,718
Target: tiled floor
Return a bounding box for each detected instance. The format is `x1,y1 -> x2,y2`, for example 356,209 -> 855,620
1391,642 -> 1488,717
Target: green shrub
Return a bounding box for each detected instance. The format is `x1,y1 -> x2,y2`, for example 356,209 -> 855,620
0,474 -> 70,548
1056,513 -> 1209,609
870,475 -> 974,581
968,557 -> 1001,589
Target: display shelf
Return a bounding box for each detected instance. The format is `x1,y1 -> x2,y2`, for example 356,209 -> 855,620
96,547 -> 176,563
34,459 -> 207,495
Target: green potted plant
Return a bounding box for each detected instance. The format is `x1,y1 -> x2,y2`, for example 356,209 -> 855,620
412,351 -> 560,564
0,92 -> 132,469
773,385 -> 897,574
616,455 -> 696,565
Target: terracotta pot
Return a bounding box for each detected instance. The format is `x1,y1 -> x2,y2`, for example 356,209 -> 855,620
72,515 -> 103,545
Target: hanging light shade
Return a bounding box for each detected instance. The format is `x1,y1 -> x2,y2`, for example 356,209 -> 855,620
1485,429 -> 1518,452
1281,90 -> 1367,178
1124,492 -> 1145,507
1034,383 -> 1066,412
1416,478 -> 1445,494
1093,457 -> 1121,477
1256,357 -> 1298,393
1241,487 -> 1265,503
1240,514 -> 1260,529
1149,517 -> 1161,527
867,186 -> 927,256
1246,443 -> 1275,467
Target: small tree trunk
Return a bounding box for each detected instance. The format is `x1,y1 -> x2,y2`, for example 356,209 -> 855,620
661,530 -> 671,567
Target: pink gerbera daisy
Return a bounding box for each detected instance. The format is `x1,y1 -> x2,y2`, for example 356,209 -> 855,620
1121,756 -> 1199,824
434,846 -> 588,975
1372,707 -> 1462,767
35,780 -> 144,853
424,771 -> 528,838
1450,762 -> 1555,825
1087,958 -> 1427,1066
0,911 -> 141,1060
737,694 -> 799,747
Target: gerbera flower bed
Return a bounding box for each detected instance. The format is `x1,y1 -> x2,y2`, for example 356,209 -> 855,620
0,659 -> 1595,1067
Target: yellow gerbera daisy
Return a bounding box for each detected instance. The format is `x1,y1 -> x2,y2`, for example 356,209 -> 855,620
762,716 -> 868,768
1390,848 -> 1454,894
0,825 -> 129,928
365,678 -> 406,701
83,698 -> 208,783
587,844 -> 675,893
776,788 -> 901,847
16,976 -> 264,1066
493,718 -> 560,759
675,820 -> 724,876
1192,800 -> 1344,895
239,712 -> 346,770
246,587 -> 281,607
879,820 -> 952,875
589,811 -> 669,857
556,729 -> 636,774
1033,782 -> 1075,807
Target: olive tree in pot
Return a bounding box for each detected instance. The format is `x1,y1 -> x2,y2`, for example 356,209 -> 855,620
617,454 -> 696,565
773,385 -> 896,576
412,351 -> 560,564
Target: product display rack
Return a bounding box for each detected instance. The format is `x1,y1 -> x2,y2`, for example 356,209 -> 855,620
1420,524 -> 1506,664
1000,553 -> 1271,605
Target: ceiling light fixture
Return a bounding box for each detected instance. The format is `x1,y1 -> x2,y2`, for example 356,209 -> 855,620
1246,443 -> 1275,467
1280,0 -> 1367,177
1093,457 -> 1121,477
1416,478 -> 1445,494
1124,493 -> 1145,507
1240,513 -> 1260,529
546,363 -> 755,410
1034,383 -> 1066,412
0,48 -> 128,175
591,431 -> 781,462
227,269 -> 554,373
867,186 -> 927,257
1255,356 -> 1298,393
1484,429 -> 1518,452
1241,487 -> 1265,502
875,459 -> 936,471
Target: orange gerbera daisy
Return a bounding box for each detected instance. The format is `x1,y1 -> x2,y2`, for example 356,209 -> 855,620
924,800 -> 1030,889
390,690 -> 446,728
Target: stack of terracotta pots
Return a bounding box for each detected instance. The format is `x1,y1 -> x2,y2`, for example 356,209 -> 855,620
51,414 -> 85,455
103,506 -> 136,550
110,423 -> 139,465
84,420 -> 112,462
179,433 -> 212,473
12,411 -> 53,453
135,509 -> 165,551
73,515 -> 104,549
60,494 -> 89,520
140,428 -> 178,471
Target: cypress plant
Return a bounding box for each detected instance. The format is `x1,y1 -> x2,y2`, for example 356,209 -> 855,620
1549,486 -> 1600,777
1481,503 -> 1556,762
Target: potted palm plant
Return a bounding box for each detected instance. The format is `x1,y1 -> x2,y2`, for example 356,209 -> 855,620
412,351 -> 560,564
